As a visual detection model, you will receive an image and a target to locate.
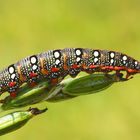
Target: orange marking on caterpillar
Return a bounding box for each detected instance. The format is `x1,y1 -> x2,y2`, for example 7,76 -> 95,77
9,82 -> 17,87
51,67 -> 59,72
29,72 -> 38,78
71,64 -> 78,69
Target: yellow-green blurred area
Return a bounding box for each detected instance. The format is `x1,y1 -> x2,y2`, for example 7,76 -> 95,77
0,0 -> 140,139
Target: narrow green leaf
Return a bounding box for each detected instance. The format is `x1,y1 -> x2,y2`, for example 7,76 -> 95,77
0,107 -> 47,136
62,74 -> 119,96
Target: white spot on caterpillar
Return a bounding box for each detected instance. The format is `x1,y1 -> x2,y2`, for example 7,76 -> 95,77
123,55 -> 127,61
31,57 -> 37,64
110,59 -> 114,64
76,57 -> 81,62
32,65 -> 38,70
123,61 -> 126,64
94,58 -> 98,63
55,59 -> 60,65
110,52 -> 115,58
54,51 -> 60,58
76,49 -> 81,56
135,61 -> 138,66
11,74 -> 16,79
9,66 -> 14,74
94,51 -> 99,57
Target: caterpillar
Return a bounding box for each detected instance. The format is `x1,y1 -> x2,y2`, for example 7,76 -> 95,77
0,48 -> 139,97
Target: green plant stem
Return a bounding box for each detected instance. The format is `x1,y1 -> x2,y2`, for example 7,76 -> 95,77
1,73 -> 125,110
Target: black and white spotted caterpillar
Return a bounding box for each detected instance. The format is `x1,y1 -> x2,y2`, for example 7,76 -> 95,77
0,48 -> 139,97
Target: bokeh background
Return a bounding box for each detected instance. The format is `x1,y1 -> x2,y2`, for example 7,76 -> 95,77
0,0 -> 140,140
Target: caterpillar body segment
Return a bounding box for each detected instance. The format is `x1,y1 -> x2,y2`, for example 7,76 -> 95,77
0,48 -> 139,97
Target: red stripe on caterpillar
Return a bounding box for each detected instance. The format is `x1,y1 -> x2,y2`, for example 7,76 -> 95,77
0,48 -> 139,97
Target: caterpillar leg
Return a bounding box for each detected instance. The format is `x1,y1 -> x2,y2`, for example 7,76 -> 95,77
10,92 -> 17,98
125,72 -> 133,80
48,78 -> 58,86
115,71 -> 133,81
104,71 -> 132,82
69,67 -> 81,78
29,81 -> 38,88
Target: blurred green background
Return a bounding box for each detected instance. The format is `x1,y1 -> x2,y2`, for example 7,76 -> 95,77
0,0 -> 140,139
